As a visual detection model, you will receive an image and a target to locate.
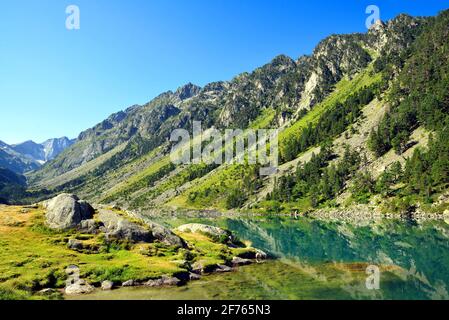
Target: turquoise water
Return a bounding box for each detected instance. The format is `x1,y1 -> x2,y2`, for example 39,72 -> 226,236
71,217 -> 449,300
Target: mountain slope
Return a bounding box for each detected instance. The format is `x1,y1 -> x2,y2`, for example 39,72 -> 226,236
25,11 -> 449,215
0,168 -> 27,204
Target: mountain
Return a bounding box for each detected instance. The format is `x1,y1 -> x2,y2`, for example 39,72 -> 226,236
0,167 -> 27,204
23,10 -> 449,215
0,137 -> 75,174
0,141 -> 41,174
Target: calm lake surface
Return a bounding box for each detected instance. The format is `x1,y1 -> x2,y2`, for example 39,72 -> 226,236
71,216 -> 449,300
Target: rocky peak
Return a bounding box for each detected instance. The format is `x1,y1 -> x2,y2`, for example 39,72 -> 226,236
367,14 -> 424,55
41,137 -> 75,161
174,83 -> 201,101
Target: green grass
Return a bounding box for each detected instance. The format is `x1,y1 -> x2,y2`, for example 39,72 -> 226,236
168,164 -> 256,210
0,205 -> 259,300
249,108 -> 276,129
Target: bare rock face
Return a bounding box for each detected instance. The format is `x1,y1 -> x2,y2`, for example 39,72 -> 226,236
44,194 -> 94,230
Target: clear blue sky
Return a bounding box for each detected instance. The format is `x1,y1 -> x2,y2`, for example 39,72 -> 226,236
0,0 -> 448,144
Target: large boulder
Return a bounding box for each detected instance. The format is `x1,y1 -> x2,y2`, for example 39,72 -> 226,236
65,279 -> 95,295
98,210 -> 152,243
45,194 -> 94,230
146,221 -> 186,248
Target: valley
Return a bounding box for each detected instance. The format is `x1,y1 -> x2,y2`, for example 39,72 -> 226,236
0,8 -> 449,300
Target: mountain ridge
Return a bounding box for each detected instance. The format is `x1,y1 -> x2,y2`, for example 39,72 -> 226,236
0,137 -> 75,174
10,10 -> 448,217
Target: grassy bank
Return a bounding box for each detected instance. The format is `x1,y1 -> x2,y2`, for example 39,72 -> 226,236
0,205 -> 258,300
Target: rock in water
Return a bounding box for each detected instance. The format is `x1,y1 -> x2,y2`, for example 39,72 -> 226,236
45,194 -> 94,230
122,280 -> 135,287
101,280 -> 114,290
231,257 -> 252,266
65,279 -> 95,295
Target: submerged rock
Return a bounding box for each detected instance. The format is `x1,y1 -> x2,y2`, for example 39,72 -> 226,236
44,194 -> 94,230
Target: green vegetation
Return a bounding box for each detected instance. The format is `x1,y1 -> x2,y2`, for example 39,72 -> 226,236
0,205 -> 257,300
368,10 -> 449,205
269,144 -> 361,210
279,65 -> 382,162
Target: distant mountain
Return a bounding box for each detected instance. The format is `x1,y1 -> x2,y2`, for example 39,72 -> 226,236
0,137 -> 75,174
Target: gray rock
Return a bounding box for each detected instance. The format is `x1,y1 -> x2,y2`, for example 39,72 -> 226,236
216,265 -> 232,273
176,223 -> 232,242
191,262 -> 204,274
45,194 -> 94,230
189,273 -> 201,281
65,279 -> 94,295
147,221 -> 186,248
101,280 -> 114,290
78,200 -> 95,220
65,265 -> 80,275
122,280 -> 135,287
39,288 -> 56,295
67,239 -> 84,251
255,249 -> 268,260
231,257 -> 252,266
79,219 -> 99,234
98,209 -> 152,243
145,276 -> 180,287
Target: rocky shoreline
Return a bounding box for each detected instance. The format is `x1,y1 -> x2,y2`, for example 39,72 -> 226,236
34,194 -> 269,297
61,254 -> 266,297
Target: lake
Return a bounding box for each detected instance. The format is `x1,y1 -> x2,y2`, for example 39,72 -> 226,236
69,216 -> 449,300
